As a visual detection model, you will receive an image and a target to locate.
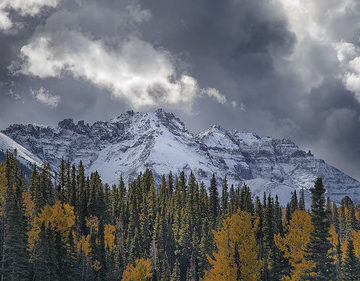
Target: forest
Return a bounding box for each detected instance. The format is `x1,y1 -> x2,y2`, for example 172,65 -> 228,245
1,150 -> 360,281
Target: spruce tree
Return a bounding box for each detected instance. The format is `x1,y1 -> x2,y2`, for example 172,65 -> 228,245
221,176 -> 228,216
304,178 -> 335,280
342,237 -> 360,281
2,152 -> 30,281
208,174 -> 219,228
299,188 -> 305,211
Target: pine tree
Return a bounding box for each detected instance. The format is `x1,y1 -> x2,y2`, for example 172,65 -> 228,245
289,190 -> 298,214
77,161 -> 88,235
262,195 -> 287,280
220,176 -> 228,216
33,222 -> 58,281
35,163 -> 54,212
208,174 -> 219,229
299,188 -> 305,211
342,237 -> 360,281
239,184 -> 253,213
69,164 -> 77,207
2,152 -> 30,281
56,158 -> 66,202
29,164 -> 39,200
304,178 -> 335,280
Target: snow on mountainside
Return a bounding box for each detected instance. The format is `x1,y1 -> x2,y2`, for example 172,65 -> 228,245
0,132 -> 42,171
2,109 -> 360,204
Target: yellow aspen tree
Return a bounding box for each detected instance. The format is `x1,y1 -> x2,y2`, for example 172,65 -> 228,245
0,163 -> 7,216
104,224 -> 116,252
274,210 -> 315,281
74,234 -> 91,257
204,211 -> 262,281
121,258 -> 152,281
328,224 -> 340,265
28,201 -> 75,249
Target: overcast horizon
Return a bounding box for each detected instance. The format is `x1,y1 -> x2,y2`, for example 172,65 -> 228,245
1,0 -> 360,180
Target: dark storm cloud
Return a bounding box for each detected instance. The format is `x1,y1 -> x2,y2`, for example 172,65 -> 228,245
1,0 -> 360,180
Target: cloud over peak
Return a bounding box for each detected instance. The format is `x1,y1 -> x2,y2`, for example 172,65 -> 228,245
31,87 -> 60,107
10,1 -> 228,109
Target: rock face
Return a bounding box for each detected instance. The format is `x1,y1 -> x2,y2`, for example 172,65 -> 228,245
2,109 -> 360,204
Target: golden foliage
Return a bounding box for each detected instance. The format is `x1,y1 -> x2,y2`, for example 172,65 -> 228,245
74,234 -> 91,256
204,211 -> 262,281
86,215 -> 99,232
0,164 -> 7,216
121,258 -> 152,281
23,191 -> 35,219
275,210 -> 315,281
28,201 -> 75,250
328,224 -> 340,264
92,260 -> 102,271
104,224 -> 116,252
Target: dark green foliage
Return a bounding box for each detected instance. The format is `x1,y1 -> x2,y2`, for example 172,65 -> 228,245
220,176 -> 228,215
299,188 -> 305,211
2,152 -> 30,281
342,237 -> 360,281
4,151 -> 360,281
304,178 -> 336,280
239,184 -> 253,213
208,173 -> 219,228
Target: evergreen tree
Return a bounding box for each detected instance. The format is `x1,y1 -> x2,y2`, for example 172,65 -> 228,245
77,161 -> 88,235
304,178 -> 335,280
33,222 -> 58,281
208,174 -> 219,229
342,237 -> 360,281
56,158 -> 66,202
299,188 -> 305,211
239,184 -> 253,213
2,152 -> 30,281
220,176 -> 228,216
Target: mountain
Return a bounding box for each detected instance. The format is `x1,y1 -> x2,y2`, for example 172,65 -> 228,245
1,109 -> 360,204
0,132 -> 42,178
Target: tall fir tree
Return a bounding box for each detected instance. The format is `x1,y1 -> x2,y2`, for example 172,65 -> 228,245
2,152 -> 30,281
342,237 -> 360,281
220,176 -> 228,216
208,174 -> 219,229
304,178 -> 336,280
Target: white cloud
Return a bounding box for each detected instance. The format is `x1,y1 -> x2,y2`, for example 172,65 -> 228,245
275,0 -> 360,99
201,88 -> 227,104
0,10 -> 12,30
18,32 -> 201,108
12,1 -> 228,109
31,87 -> 60,107
333,42 -> 360,101
0,0 -> 59,31
7,89 -> 22,101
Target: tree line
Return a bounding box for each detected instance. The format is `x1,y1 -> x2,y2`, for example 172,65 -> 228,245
1,150 -> 360,280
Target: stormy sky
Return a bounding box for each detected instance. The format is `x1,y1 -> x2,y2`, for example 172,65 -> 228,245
1,0 -> 360,180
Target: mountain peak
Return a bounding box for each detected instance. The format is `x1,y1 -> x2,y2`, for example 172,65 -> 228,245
58,118 -> 75,130
1,109 -> 360,204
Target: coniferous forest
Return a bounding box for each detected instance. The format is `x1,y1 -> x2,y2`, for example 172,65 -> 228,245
2,151 -> 360,281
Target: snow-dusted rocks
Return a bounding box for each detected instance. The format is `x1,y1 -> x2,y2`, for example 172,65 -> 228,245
2,109 -> 360,204
0,132 -> 42,171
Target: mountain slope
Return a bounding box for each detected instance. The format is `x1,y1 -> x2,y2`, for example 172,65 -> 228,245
0,132 -> 43,175
2,109 -> 360,204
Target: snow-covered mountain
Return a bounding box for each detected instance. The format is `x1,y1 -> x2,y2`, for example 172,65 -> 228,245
0,132 -> 43,177
1,109 -> 360,204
